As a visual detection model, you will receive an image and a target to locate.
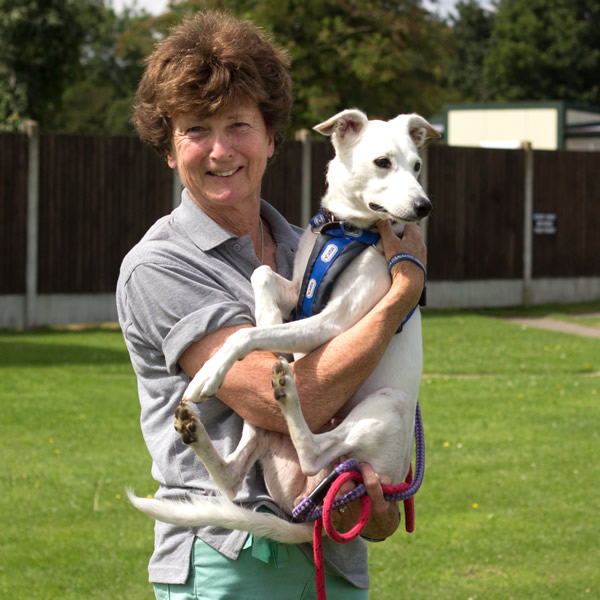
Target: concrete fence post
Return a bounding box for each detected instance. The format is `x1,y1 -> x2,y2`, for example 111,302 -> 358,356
522,141 -> 534,306
25,120 -> 40,328
420,146 -> 430,247
295,129 -> 312,226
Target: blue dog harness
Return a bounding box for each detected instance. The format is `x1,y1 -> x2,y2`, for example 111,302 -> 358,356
295,211 -> 426,331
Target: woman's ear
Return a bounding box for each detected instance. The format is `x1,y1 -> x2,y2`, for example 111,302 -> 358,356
166,150 -> 177,169
267,134 -> 275,159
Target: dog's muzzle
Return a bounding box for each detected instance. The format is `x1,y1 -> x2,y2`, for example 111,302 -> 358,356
368,196 -> 432,222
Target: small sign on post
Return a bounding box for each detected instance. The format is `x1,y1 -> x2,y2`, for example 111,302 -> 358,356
532,212 -> 558,235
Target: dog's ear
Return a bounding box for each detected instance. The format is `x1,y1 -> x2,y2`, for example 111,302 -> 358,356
313,109 -> 368,141
404,114 -> 441,148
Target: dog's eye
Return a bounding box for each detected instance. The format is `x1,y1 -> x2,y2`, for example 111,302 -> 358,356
413,160 -> 422,173
374,157 -> 391,169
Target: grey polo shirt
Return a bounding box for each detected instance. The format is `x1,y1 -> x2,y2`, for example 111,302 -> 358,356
117,189 -> 368,588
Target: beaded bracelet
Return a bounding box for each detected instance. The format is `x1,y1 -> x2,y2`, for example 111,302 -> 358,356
387,253 -> 427,279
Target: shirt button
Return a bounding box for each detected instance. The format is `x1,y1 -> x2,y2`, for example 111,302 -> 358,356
233,243 -> 242,252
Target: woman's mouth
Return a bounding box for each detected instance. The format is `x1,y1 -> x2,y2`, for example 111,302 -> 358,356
209,168 -> 240,177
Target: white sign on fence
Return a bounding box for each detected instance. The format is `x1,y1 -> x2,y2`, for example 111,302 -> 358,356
532,212 -> 558,235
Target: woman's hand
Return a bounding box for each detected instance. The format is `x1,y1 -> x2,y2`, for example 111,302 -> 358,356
376,221 -> 427,308
332,463 -> 401,541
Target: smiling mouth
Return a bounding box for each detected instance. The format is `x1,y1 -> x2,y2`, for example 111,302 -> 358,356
209,168 -> 240,177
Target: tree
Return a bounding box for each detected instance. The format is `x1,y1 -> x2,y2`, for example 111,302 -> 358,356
0,0 -> 105,130
168,0 -> 451,131
23,0 -> 454,135
48,6 -> 167,134
483,0 -> 600,105
443,0 -> 496,101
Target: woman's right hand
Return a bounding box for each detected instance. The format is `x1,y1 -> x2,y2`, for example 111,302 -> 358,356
376,221 -> 427,306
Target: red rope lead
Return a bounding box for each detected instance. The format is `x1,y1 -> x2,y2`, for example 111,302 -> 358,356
313,518 -> 326,600
323,470 -> 371,543
313,471 -> 371,600
312,464 -> 416,600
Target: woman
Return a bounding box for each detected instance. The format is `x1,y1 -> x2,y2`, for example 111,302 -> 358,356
117,10 -> 427,599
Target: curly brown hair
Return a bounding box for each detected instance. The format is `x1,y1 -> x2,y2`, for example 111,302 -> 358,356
132,11 -> 292,158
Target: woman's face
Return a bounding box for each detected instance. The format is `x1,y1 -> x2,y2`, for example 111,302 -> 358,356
167,102 -> 275,215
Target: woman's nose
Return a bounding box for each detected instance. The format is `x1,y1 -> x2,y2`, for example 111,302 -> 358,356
209,132 -> 232,160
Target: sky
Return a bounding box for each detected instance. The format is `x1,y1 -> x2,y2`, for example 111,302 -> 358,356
110,0 -> 474,18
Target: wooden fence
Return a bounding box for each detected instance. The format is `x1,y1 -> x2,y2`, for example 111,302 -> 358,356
37,133 -> 174,294
1,133 -> 28,294
1,130 -> 599,325
425,145 -> 600,282
426,145 -> 526,281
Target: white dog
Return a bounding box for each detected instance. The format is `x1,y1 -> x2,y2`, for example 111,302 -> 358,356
129,109 -> 439,542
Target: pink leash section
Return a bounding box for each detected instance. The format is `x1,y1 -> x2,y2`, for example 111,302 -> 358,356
293,402 -> 425,600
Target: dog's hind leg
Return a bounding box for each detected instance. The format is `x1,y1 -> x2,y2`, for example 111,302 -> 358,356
271,358 -> 342,476
272,358 -> 414,483
175,400 -> 268,500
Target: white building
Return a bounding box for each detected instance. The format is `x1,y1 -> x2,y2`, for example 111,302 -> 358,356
442,101 -> 600,151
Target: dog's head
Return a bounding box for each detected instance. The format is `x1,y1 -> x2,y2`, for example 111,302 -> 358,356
314,109 -> 440,228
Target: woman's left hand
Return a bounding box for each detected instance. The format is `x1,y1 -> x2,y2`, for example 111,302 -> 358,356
332,462 -> 400,540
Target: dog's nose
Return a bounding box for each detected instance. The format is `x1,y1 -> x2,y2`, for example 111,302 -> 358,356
414,196 -> 432,219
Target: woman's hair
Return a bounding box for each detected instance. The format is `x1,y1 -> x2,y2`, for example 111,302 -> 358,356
132,11 -> 292,157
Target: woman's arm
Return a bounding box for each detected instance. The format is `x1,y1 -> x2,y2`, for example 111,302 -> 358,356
179,222 -> 426,434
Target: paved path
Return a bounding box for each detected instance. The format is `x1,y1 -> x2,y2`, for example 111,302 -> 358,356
504,317 -> 600,339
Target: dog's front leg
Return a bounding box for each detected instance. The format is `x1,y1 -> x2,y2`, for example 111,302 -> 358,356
184,305 -> 350,402
251,265 -> 300,327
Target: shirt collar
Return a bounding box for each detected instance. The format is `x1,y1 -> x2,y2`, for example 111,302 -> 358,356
174,189 -> 235,252
173,188 -> 301,256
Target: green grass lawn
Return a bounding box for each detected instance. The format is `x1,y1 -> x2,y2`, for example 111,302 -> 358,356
371,308 -> 600,599
0,328 -> 155,599
1,307 -> 599,599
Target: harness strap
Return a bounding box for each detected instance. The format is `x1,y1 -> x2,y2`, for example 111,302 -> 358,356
297,214 -> 426,329
296,222 -> 379,320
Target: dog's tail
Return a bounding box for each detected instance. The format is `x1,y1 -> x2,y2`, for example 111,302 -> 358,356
127,490 -> 313,544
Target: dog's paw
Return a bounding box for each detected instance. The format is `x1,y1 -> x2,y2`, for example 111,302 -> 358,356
183,348 -> 241,402
174,400 -> 199,445
271,358 -> 298,407
183,365 -> 225,403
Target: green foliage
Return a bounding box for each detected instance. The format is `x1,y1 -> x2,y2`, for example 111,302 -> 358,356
46,4 -> 169,134
483,0 -> 600,104
167,0 -> 451,131
443,0 -> 600,106
9,0 -> 453,135
0,0 -> 105,129
5,0 -> 599,135
443,0 -> 496,101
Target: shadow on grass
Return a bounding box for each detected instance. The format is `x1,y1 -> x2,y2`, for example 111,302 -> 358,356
423,299 -> 600,320
0,331 -> 129,367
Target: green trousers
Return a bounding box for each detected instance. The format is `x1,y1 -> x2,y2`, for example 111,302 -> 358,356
153,535 -> 368,600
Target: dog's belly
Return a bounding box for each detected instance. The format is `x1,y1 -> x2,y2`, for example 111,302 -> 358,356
343,309 -> 422,414
261,433 -> 329,513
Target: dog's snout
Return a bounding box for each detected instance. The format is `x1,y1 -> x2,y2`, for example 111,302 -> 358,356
414,196 -> 432,219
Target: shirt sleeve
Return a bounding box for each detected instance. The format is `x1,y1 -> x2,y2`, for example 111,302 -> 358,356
119,260 -> 254,375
